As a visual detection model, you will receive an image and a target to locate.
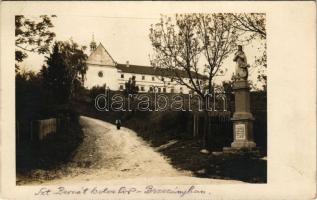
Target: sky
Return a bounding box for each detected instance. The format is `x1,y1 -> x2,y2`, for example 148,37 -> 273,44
20,14 -> 265,88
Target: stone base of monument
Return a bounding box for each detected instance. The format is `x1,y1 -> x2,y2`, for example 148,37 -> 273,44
222,146 -> 260,156
227,79 -> 259,153
231,141 -> 256,148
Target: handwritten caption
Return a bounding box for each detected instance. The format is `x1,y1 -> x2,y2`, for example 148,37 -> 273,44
34,185 -> 206,198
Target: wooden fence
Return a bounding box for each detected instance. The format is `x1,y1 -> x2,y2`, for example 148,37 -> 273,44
192,111 -> 233,150
33,118 -> 56,140
16,117 -> 70,143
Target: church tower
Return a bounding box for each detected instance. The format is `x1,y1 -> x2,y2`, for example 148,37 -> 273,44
90,34 -> 97,52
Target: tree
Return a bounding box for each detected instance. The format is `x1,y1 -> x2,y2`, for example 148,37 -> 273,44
149,14 -> 239,148
229,13 -> 266,40
149,14 -> 239,98
42,40 -> 88,104
15,15 -> 56,72
41,43 -> 69,103
57,40 -> 88,88
197,14 -> 240,93
124,75 -> 139,96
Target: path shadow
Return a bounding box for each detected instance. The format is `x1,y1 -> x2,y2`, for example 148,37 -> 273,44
159,140 -> 267,183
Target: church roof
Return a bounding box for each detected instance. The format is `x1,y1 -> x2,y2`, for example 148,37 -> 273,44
87,43 -> 116,66
116,63 -> 207,80
87,42 -> 207,79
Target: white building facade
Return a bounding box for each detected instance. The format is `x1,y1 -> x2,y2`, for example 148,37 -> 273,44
85,42 -> 206,94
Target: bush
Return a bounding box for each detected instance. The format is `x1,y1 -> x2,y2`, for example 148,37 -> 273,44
89,84 -> 107,100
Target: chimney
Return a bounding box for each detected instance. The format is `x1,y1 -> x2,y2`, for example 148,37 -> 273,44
126,61 -> 130,67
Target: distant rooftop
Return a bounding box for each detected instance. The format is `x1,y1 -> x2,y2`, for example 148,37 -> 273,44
87,42 -> 207,79
116,63 -> 207,80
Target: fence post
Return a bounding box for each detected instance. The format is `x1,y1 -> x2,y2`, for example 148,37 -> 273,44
16,121 -> 19,144
196,114 -> 200,138
30,121 -> 33,141
193,113 -> 199,138
193,114 -> 196,138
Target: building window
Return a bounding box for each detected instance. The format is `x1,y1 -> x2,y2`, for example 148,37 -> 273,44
163,88 -> 166,93
152,77 -> 155,81
141,86 -> 145,91
170,88 -> 174,93
119,85 -> 124,90
180,87 -> 183,94
161,77 -> 164,81
121,74 -> 124,78
158,88 -> 161,93
149,87 -> 153,92
98,71 -> 103,77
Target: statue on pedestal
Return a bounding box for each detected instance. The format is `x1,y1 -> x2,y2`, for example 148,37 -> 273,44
222,44 -> 257,151
233,45 -> 250,81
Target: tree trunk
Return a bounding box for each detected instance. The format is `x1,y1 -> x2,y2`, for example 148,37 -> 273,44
202,110 -> 208,148
201,98 -> 209,149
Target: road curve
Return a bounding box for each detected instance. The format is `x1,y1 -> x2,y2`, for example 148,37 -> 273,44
47,116 -> 243,185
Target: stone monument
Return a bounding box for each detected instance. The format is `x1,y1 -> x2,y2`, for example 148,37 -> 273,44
230,45 -> 256,149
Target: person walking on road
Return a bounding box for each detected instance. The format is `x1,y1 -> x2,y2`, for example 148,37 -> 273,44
115,119 -> 121,130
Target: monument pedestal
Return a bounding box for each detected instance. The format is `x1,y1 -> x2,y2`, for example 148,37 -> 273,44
226,80 -> 257,150
231,116 -> 256,149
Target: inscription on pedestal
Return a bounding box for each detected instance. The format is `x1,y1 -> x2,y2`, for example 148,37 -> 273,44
235,124 -> 246,140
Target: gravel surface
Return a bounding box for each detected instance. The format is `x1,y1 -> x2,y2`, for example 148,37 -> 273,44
27,116 -> 243,185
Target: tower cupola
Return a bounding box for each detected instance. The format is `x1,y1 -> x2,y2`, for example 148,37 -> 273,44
90,34 -> 97,52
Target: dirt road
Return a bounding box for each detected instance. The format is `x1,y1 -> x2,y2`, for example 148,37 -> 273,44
45,116 -> 242,184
